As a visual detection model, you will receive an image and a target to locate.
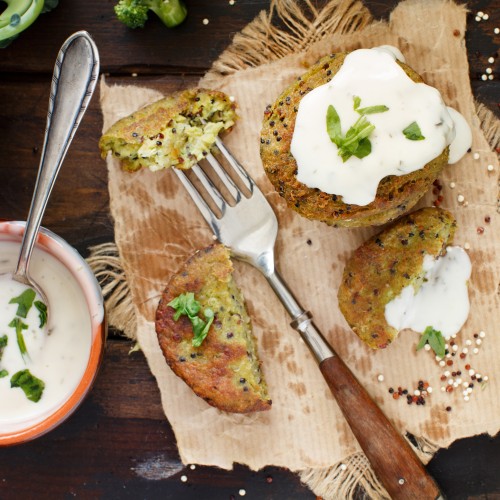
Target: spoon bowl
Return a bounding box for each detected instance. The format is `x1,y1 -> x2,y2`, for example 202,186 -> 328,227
6,31 -> 99,326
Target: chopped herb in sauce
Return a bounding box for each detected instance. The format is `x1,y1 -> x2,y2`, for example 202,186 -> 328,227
168,292 -> 215,347
353,95 -> 389,115
416,326 -> 445,358
9,318 -> 28,359
403,121 -> 425,141
9,288 -> 35,318
34,301 -> 47,328
10,369 -> 45,402
326,97 -> 388,163
0,334 -> 7,361
0,369 -> 8,378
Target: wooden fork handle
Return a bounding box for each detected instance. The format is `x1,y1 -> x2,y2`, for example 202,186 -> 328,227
320,354 -> 443,499
265,271 -> 442,499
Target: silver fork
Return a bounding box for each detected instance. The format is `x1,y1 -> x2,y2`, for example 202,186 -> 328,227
174,136 -> 443,500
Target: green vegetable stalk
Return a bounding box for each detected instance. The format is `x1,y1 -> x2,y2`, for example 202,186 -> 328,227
114,0 -> 187,29
0,0 -> 59,48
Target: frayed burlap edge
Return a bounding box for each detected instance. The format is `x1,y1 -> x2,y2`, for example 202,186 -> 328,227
88,1 -> 500,498
205,0 -> 372,77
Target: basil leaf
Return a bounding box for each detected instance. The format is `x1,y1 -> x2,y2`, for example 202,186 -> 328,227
353,137 -> 372,159
357,104 -> 389,115
9,288 -> 36,318
403,122 -> 425,141
168,292 -> 200,321
326,105 -> 342,146
326,102 -> 379,162
0,334 -> 7,361
9,318 -> 28,358
169,293 -> 214,347
0,369 -> 8,379
191,308 -> 214,348
417,326 -> 445,358
10,369 -> 45,402
428,331 -> 446,359
416,331 -> 430,351
34,301 -> 47,328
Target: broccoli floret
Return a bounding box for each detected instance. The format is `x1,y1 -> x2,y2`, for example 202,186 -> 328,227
0,0 -> 58,48
114,0 -> 187,29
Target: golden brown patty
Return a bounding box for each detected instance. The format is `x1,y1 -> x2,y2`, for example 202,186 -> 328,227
99,88 -> 236,172
260,53 -> 449,227
338,207 -> 456,349
155,244 -> 271,413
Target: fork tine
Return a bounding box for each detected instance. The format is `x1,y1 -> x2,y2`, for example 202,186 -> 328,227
204,152 -> 242,203
190,164 -> 228,212
173,167 -> 223,223
214,136 -> 254,193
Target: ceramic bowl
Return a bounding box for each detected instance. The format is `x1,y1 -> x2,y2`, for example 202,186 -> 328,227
0,221 -> 106,445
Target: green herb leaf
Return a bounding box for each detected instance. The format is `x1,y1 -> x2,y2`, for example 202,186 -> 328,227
10,369 -> 45,402
34,301 -> 48,328
353,137 -> 372,159
416,326 -> 446,358
357,104 -> 389,115
9,318 -> 28,358
0,369 -> 8,378
169,293 -> 215,347
403,122 -> 425,141
326,105 -> 342,147
192,308 -> 215,348
353,96 -> 389,115
326,103 -> 379,163
168,292 -> 200,321
9,288 -> 36,318
340,116 -> 375,162
0,334 -> 7,361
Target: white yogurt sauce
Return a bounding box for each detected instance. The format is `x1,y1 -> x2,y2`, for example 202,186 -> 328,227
291,48 -> 472,205
0,242 -> 91,433
384,246 -> 471,338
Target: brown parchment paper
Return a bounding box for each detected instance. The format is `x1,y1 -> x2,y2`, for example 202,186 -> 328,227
98,0 -> 500,490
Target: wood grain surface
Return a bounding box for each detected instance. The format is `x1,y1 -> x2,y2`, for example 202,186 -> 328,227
0,0 -> 498,498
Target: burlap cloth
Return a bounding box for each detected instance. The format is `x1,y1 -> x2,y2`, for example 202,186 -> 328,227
90,0 -> 500,498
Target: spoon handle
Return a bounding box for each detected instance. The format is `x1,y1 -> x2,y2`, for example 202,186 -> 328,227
15,31 -> 100,278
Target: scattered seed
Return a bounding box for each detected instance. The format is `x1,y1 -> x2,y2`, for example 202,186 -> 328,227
457,194 -> 465,203
202,18 -> 209,25
181,475 -> 188,483
377,374 -> 385,382
239,489 -> 246,496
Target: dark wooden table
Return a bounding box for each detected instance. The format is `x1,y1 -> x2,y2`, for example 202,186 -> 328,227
0,1 -> 499,498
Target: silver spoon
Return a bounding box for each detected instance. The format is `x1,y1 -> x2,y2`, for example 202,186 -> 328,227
12,31 -> 100,325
